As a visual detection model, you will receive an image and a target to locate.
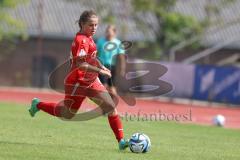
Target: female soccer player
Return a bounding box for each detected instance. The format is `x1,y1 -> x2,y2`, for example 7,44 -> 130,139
28,10 -> 128,150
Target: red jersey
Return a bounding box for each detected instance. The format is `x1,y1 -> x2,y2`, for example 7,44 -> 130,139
65,32 -> 99,85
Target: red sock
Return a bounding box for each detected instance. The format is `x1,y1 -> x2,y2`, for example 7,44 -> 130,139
37,102 -> 62,117
108,115 -> 124,142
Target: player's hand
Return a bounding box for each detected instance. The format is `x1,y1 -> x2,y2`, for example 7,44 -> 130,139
101,66 -> 110,73
99,69 -> 112,78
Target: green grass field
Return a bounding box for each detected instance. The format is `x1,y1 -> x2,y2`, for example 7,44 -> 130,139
0,102 -> 240,160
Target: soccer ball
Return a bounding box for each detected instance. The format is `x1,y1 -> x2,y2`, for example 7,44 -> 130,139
129,133 -> 151,153
213,114 -> 226,127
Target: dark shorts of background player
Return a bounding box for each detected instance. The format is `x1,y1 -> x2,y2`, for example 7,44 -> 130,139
99,65 -> 116,87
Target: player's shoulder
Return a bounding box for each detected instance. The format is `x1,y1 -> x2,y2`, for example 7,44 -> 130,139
113,38 -> 122,45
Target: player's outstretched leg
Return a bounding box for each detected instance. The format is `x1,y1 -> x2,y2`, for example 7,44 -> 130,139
28,98 -> 40,117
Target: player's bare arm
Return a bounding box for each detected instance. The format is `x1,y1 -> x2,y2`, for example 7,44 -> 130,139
76,57 -> 111,78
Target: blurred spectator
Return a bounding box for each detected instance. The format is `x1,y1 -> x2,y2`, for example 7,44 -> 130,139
97,25 -> 126,95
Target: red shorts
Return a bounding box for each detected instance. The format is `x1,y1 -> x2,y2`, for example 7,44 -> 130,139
64,78 -> 107,110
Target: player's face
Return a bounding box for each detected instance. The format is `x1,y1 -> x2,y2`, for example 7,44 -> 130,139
82,16 -> 98,36
106,28 -> 116,39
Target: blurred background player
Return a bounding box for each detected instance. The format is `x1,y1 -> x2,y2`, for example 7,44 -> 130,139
97,25 -> 126,96
28,10 -> 128,150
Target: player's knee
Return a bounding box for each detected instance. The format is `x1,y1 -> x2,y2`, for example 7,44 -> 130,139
102,101 -> 115,114
108,101 -> 116,110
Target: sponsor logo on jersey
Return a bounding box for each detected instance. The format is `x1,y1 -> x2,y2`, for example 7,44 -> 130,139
78,49 -> 87,57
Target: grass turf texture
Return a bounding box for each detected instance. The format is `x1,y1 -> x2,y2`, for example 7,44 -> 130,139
0,102 -> 240,160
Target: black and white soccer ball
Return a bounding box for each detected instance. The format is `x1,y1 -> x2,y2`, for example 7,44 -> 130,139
129,133 -> 151,153
213,114 -> 226,127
